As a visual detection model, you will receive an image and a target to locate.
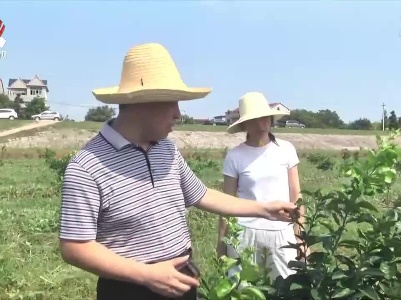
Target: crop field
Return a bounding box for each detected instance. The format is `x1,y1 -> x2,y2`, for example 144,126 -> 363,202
1,143 -> 400,299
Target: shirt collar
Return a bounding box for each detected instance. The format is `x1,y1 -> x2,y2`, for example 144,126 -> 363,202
100,119 -> 158,151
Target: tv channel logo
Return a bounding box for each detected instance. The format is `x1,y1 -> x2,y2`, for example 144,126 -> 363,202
0,20 -> 7,59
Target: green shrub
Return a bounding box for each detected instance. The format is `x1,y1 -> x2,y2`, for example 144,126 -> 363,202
202,130 -> 401,300
43,148 -> 76,190
307,153 -> 336,171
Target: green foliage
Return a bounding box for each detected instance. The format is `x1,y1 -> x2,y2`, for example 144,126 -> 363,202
0,94 -> 13,108
43,148 -> 76,188
307,153 -> 336,171
203,129 -> 401,300
25,97 -> 49,119
85,105 -> 116,122
280,109 -> 345,129
187,153 -> 221,177
388,111 -> 399,130
349,118 -> 372,130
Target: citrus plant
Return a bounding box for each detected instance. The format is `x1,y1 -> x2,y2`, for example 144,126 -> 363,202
202,130 -> 401,300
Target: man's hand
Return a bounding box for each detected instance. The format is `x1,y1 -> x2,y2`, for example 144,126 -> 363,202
142,255 -> 200,298
262,201 -> 297,222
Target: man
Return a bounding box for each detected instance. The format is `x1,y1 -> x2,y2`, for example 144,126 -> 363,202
59,43 -> 297,300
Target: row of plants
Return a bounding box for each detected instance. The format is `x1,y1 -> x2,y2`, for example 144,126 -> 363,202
27,131 -> 401,299
200,130 -> 401,300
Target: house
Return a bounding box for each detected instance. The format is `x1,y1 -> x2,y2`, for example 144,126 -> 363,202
225,102 -> 291,124
0,79 -> 4,95
7,75 -> 49,103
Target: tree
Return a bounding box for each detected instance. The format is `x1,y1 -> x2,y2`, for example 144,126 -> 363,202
12,94 -> 24,118
85,106 -> 116,122
388,110 -> 399,130
280,109 -> 345,128
24,97 -> 48,119
0,94 -> 13,109
348,118 -> 372,130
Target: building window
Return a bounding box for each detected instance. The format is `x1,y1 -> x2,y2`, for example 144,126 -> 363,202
30,89 -> 42,96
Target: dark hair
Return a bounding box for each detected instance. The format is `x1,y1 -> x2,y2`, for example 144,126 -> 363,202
246,132 -> 279,146
245,116 -> 279,146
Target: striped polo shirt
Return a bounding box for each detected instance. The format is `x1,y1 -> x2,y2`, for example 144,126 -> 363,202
59,120 -> 207,263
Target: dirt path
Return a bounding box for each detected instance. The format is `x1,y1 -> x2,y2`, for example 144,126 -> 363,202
0,120 -> 59,138
1,126 -> 400,150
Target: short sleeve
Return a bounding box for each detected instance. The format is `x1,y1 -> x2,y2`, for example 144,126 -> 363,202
59,161 -> 101,241
222,151 -> 238,178
175,147 -> 207,207
287,142 -> 300,169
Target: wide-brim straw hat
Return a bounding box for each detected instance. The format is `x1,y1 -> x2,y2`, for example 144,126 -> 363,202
227,92 -> 290,134
92,43 -> 212,104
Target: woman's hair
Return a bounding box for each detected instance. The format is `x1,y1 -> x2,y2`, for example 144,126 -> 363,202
245,116 -> 279,146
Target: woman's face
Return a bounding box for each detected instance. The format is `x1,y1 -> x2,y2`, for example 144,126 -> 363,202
243,116 -> 272,135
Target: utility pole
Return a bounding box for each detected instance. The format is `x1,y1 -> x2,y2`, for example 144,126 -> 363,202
381,102 -> 386,131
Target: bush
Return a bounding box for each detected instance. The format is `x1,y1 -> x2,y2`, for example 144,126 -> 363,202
307,153 -> 336,171
203,130 -> 401,300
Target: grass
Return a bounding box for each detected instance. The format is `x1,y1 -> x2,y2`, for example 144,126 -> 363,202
0,149 -> 399,299
0,120 -> 34,132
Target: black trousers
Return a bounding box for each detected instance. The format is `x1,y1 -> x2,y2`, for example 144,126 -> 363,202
96,277 -> 197,300
96,249 -> 197,300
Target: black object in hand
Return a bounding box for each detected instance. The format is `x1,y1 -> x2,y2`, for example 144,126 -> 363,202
179,259 -> 200,278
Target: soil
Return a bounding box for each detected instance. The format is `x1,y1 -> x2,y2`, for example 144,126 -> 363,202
1,127 -> 400,150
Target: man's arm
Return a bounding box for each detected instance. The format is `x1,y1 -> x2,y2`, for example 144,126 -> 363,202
60,239 -> 149,284
59,160 -> 148,284
174,146 -> 295,221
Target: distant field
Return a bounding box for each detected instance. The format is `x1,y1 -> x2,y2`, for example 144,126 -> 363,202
0,120 -> 387,137
50,121 -> 385,136
0,120 -> 34,132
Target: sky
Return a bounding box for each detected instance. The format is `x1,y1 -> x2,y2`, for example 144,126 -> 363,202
0,0 -> 401,122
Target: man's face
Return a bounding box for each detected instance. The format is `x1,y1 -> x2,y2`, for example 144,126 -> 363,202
142,101 -> 181,139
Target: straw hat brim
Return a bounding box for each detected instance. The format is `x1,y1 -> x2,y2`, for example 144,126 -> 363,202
92,86 -> 212,104
227,110 -> 289,134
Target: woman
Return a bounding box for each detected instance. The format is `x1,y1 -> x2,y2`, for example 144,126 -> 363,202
216,92 -> 305,281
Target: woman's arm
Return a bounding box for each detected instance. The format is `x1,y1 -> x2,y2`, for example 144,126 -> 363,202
216,175 -> 238,257
288,165 -> 304,235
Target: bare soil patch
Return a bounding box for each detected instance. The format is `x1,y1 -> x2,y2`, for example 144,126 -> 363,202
1,127 -> 399,150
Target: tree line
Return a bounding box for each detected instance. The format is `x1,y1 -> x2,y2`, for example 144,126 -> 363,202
0,94 -> 48,119
280,108 -> 401,130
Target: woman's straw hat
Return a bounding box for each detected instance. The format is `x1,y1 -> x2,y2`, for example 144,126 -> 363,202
92,43 -> 212,104
227,92 -> 289,134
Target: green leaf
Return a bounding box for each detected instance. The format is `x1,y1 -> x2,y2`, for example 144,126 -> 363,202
331,288 -> 354,298
338,239 -> 361,249
380,261 -> 397,279
239,286 -> 266,300
335,255 -> 356,269
214,278 -> 237,299
358,285 -> 380,300
220,256 -> 238,272
359,268 -> 384,278
357,200 -> 378,212
290,282 -> 304,290
240,261 -> 261,282
332,270 -> 348,280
